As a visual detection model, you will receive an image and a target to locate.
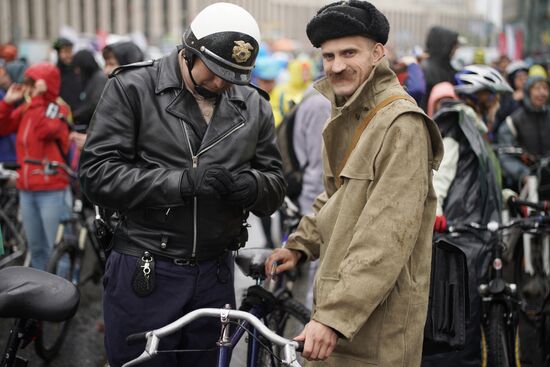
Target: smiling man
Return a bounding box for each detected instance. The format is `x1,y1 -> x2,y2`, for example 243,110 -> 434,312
265,1 -> 443,365
79,3 -> 285,366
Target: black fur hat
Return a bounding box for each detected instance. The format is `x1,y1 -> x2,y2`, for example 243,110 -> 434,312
306,0 -> 390,48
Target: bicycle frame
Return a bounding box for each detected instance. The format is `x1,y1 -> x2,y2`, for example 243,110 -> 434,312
123,307 -> 302,367
53,204 -> 106,284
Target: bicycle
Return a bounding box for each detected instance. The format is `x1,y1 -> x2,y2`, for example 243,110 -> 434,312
23,158 -> 111,361
447,215 -> 550,367
497,147 -> 550,278
123,247 -> 309,367
507,197 -> 550,366
0,266 -> 79,367
0,163 -> 29,269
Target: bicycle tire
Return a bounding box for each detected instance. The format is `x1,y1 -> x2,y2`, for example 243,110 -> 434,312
34,241 -> 77,361
257,298 -> 310,366
481,302 -> 515,367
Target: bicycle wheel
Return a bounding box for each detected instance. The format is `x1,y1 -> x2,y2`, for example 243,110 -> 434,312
257,298 -> 310,366
481,302 -> 517,367
34,241 -> 78,361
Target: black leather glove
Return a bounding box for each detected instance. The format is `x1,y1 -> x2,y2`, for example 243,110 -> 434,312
226,172 -> 258,208
203,166 -> 235,196
180,166 -> 235,198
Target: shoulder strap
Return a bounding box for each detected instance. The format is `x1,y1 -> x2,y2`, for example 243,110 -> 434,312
336,95 -> 414,187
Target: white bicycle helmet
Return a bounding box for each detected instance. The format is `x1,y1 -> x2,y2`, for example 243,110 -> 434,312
454,64 -> 513,95
182,2 -> 261,85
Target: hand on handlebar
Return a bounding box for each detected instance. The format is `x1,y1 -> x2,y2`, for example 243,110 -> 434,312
294,320 -> 337,361
264,248 -> 302,279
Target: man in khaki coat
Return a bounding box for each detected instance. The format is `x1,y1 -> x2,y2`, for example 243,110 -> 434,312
265,1 -> 444,365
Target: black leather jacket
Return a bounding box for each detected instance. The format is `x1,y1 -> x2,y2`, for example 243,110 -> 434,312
79,49 -> 285,260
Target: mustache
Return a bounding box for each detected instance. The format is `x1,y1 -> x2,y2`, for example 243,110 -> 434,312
327,69 -> 354,80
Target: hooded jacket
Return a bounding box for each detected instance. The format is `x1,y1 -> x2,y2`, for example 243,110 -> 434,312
285,57 -> 443,366
0,63 -> 70,191
497,76 -> 550,197
421,26 -> 459,110
71,49 -> 107,124
271,59 -> 313,126
104,41 -> 144,66
426,100 -> 503,366
427,81 -> 457,117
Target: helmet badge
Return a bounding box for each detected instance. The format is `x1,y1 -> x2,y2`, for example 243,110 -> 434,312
232,40 -> 254,63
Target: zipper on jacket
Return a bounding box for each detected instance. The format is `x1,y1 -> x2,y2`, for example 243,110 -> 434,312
177,111 -> 244,258
22,118 -> 33,189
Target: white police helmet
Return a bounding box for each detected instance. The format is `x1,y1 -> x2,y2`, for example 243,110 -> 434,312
183,3 -> 261,85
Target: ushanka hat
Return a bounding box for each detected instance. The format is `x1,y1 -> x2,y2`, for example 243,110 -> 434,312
306,0 -> 390,48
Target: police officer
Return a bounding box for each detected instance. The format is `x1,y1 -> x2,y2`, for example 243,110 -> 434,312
79,3 -> 285,366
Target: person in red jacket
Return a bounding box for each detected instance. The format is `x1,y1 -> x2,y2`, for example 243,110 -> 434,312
0,62 -> 71,270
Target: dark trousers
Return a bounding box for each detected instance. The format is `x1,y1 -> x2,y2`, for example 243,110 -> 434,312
103,250 -> 236,367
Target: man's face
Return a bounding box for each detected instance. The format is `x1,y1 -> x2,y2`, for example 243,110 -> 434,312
58,46 -> 73,65
321,35 -> 383,99
529,80 -> 549,109
475,89 -> 499,114
103,55 -> 119,76
514,71 -> 528,92
191,58 -> 231,94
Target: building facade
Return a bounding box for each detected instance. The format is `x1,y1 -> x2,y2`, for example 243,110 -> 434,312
0,0 -> 493,55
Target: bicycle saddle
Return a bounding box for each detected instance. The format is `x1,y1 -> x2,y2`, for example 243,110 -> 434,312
235,248 -> 272,280
0,266 -> 80,322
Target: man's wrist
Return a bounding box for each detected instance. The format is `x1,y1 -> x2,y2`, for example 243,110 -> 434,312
289,249 -> 305,264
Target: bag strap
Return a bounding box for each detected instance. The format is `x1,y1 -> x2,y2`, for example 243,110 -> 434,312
336,95 -> 413,187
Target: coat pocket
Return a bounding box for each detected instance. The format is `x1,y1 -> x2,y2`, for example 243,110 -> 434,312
317,277 -> 384,365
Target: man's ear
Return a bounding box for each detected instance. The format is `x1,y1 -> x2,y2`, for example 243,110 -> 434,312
372,43 -> 385,63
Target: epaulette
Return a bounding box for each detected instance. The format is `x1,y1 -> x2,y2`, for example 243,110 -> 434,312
248,83 -> 270,101
109,59 -> 155,78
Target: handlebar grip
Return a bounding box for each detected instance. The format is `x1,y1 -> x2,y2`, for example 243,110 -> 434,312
295,341 -> 304,353
1,162 -> 20,170
23,158 -> 42,165
126,332 -> 148,345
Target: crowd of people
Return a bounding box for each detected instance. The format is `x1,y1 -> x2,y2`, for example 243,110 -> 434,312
1,0 -> 550,366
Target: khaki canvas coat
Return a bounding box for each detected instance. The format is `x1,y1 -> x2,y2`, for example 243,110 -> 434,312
285,57 -> 444,366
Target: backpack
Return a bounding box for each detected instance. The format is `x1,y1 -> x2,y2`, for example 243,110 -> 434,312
275,92 -> 314,201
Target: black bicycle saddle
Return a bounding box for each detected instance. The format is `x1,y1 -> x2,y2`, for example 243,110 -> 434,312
0,266 -> 80,322
235,248 -> 272,280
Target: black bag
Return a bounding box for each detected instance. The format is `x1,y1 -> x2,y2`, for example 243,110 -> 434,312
423,236 -> 470,355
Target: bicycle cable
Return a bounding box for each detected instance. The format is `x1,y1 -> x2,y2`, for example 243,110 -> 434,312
228,320 -> 300,365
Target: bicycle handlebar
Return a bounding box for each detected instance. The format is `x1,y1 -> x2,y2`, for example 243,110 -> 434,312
448,216 -> 550,234
0,162 -> 20,180
122,307 -> 303,367
24,158 -> 77,179
507,196 -> 549,214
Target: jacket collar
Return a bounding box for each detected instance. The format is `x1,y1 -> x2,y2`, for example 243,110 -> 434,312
156,49 -> 183,94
